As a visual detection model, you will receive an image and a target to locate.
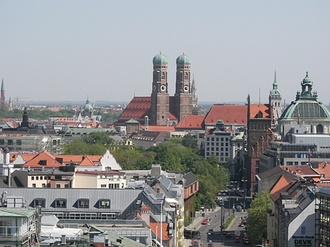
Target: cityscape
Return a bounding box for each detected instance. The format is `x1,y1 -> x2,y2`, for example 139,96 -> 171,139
1,1 -> 330,247
0,52 -> 329,247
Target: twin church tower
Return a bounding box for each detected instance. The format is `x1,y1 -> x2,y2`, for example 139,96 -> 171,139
150,53 -> 195,126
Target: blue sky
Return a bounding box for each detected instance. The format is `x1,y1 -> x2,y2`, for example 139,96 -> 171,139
1,1 -> 330,105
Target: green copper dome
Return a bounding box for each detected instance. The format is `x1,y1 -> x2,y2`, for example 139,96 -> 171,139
153,53 -> 168,65
176,53 -> 191,65
279,72 -> 330,120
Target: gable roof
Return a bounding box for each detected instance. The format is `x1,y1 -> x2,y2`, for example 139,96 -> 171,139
175,115 -> 204,130
119,97 -> 151,120
183,171 -> 198,187
54,155 -> 102,165
203,104 -> 247,126
280,165 -> 319,177
250,103 -> 270,118
270,175 -> 291,194
23,151 -> 63,168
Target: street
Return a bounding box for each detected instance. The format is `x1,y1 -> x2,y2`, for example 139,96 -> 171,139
186,209 -> 249,247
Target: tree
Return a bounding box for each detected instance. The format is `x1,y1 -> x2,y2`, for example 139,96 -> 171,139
63,139 -> 106,155
82,132 -> 114,148
182,134 -> 198,150
246,190 -> 271,244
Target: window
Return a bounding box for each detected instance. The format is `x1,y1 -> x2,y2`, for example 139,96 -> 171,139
301,226 -> 306,234
77,199 -> 89,208
31,176 -> 34,180
7,140 -> 13,145
99,199 -> 110,208
56,184 -> 61,188
32,183 -> 36,188
53,140 -> 57,145
54,199 -> 67,208
16,140 -> 22,145
0,139 -> 4,145
34,198 -> 46,208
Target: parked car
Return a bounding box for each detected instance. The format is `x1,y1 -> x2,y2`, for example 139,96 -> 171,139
191,239 -> 200,247
243,234 -> 250,244
207,228 -> 214,235
234,230 -> 241,243
201,218 -> 209,225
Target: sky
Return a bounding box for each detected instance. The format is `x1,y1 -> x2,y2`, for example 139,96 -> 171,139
1,1 -> 330,106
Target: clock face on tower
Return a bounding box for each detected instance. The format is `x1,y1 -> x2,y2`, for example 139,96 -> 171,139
183,85 -> 189,92
160,85 -> 166,91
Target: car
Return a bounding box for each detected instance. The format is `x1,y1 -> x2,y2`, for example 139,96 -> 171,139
191,239 -> 200,247
243,235 -> 250,244
225,232 -> 231,238
207,240 -> 214,247
207,228 -> 214,235
201,218 -> 209,225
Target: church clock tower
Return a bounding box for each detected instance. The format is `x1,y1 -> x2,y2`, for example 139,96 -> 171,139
150,53 -> 170,125
269,71 -> 282,126
174,53 -> 193,121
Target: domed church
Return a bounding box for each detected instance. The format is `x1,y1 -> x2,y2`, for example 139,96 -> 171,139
118,53 -> 197,126
278,72 -> 330,140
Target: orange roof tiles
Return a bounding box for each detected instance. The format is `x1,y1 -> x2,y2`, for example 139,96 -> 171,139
176,115 -> 205,129
23,151 -> 63,168
79,156 -> 96,166
281,165 -> 319,177
203,104 -> 247,126
250,103 -> 270,118
141,204 -> 151,211
270,175 -> 291,195
150,222 -> 170,241
119,97 -> 151,119
313,162 -> 330,182
55,155 -> 102,164
142,125 -> 175,132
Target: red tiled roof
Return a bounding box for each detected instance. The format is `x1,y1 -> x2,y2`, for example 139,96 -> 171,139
141,204 -> 151,211
250,103 -> 270,118
55,155 -> 102,164
281,165 -> 319,177
203,104 -> 247,126
176,115 -> 205,129
270,175 -> 291,195
119,97 -> 151,119
79,156 -> 96,166
313,161 -> 330,182
142,125 -> 175,132
150,222 -> 170,241
23,151 -> 63,168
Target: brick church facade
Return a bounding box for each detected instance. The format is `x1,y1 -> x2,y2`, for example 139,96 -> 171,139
118,53 -> 195,126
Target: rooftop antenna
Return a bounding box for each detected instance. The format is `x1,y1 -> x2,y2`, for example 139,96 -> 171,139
259,88 -> 261,106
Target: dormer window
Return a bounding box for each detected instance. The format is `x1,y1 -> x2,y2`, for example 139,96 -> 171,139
99,199 -> 110,209
34,198 -> 46,208
39,160 -> 47,166
77,199 -> 89,208
54,199 -> 67,208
